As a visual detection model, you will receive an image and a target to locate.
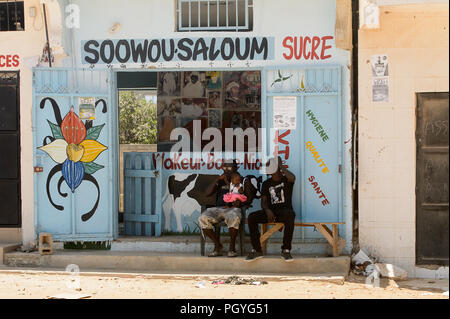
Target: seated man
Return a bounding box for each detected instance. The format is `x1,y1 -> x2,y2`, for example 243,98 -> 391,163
198,160 -> 243,258
246,156 -> 296,262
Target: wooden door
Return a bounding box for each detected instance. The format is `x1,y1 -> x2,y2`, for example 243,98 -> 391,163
416,92 -> 449,266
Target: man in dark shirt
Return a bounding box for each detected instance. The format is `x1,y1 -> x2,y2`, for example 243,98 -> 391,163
246,156 -> 296,262
198,160 -> 243,257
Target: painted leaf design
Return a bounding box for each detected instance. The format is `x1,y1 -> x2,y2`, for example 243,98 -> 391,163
47,120 -> 64,139
62,159 -> 85,193
79,139 -> 107,162
82,162 -> 104,175
38,139 -> 68,163
61,107 -> 86,145
85,124 -> 105,141
271,79 -> 281,87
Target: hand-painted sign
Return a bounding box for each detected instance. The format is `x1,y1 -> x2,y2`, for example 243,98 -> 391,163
0,55 -> 19,68
305,141 -> 330,174
274,130 -> 290,168
153,153 -> 263,171
282,36 -> 333,60
306,109 -> 329,142
308,176 -> 330,206
82,37 -> 274,64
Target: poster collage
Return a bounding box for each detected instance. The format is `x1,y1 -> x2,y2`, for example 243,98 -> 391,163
157,71 -> 262,147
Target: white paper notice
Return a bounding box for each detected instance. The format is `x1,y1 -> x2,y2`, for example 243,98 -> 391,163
273,96 -> 297,129
371,54 -> 389,77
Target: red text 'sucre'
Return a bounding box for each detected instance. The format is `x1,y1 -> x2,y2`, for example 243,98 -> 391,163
282,36 -> 333,60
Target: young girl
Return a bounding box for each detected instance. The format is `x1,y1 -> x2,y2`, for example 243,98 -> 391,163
223,173 -> 247,205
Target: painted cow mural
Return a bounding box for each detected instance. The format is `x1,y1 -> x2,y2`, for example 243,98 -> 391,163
163,172 -> 262,232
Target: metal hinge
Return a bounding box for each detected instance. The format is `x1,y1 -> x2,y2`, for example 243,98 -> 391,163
339,164 -> 342,173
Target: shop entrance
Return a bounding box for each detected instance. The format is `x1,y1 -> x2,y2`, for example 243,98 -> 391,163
118,69 -> 263,236
117,72 -> 159,236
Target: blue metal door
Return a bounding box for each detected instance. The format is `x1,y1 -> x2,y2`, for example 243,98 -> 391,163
263,66 -> 343,239
33,68 -> 117,241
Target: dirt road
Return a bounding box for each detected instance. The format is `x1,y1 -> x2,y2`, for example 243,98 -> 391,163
0,270 -> 448,299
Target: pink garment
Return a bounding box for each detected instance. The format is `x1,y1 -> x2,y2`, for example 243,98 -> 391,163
223,193 -> 247,203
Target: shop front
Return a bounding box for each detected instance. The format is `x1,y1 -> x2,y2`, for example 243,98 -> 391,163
30,0 -> 353,254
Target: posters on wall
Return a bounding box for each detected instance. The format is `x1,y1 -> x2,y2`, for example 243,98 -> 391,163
273,96 -> 297,129
156,71 -> 262,147
371,54 -> 389,102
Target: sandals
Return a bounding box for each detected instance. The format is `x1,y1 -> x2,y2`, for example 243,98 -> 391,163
227,250 -> 238,258
208,250 -> 223,257
208,245 -> 223,257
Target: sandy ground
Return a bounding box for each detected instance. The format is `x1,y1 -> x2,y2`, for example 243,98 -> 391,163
0,270 -> 448,299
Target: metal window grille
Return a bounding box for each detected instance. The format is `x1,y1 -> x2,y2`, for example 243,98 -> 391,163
177,0 -> 253,32
0,1 -> 24,31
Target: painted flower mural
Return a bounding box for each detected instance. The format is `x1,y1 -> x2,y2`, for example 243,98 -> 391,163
38,97 -> 108,221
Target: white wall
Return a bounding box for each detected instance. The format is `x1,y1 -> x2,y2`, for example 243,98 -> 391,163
2,0 -> 353,249
0,0 -> 50,244
358,3 -> 449,278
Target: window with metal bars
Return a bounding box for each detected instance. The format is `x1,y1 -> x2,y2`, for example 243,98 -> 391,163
177,0 -> 253,32
0,1 -> 24,31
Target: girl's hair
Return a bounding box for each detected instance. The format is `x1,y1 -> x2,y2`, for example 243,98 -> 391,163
231,173 -> 241,181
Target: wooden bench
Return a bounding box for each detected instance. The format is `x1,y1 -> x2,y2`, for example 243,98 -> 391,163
260,222 -> 345,257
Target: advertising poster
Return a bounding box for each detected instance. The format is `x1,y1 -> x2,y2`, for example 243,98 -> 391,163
273,96 -> 297,129
372,77 -> 389,102
78,97 -> 96,120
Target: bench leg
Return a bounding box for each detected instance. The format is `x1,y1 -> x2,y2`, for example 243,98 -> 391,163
200,230 -> 205,256
261,224 -> 268,255
239,223 -> 245,256
332,224 -> 339,257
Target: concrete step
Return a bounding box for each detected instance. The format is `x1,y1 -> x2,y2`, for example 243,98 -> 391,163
4,250 -> 350,277
110,236 -> 334,256
0,242 -> 21,265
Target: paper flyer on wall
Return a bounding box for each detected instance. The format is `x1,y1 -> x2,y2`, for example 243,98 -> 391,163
372,77 -> 389,102
273,96 -> 297,129
78,97 -> 96,120
371,54 -> 389,77
371,54 -> 389,102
